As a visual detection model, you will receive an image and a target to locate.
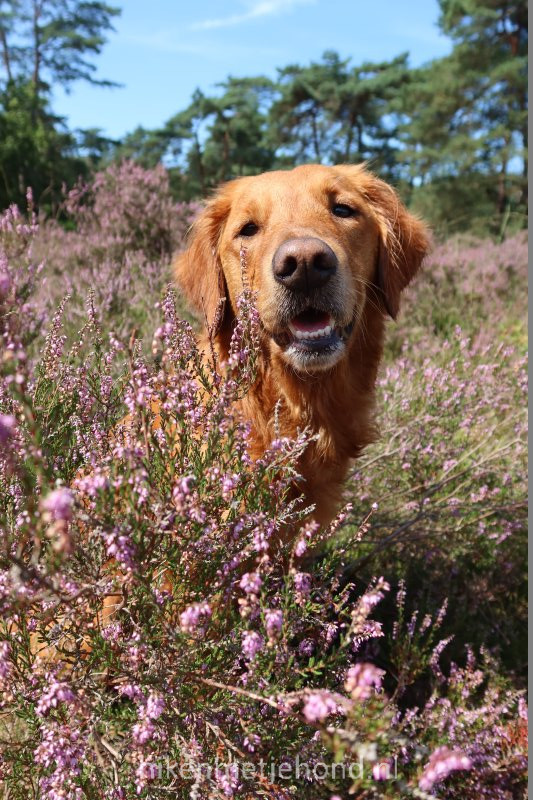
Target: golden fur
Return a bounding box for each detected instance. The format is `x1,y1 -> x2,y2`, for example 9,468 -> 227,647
175,164 -> 429,525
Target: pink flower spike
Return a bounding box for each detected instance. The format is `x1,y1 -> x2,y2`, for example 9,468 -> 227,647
418,745 -> 472,792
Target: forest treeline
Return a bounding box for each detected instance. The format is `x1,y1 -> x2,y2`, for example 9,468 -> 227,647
0,0 -> 527,235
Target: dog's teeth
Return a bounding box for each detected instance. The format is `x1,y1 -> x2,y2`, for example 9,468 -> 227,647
289,323 -> 334,341
309,326 -> 332,339
290,328 -> 307,340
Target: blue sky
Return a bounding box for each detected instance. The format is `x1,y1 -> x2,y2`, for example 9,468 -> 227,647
52,0 -> 452,140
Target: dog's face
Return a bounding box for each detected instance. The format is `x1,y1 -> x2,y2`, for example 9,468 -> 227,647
175,164 -> 429,373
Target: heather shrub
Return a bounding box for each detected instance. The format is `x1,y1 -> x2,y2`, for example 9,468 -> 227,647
341,233 -> 528,677
33,161 -> 200,343
0,198 -> 527,798
387,231 -> 528,352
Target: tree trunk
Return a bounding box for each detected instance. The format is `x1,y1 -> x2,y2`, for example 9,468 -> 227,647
193,131 -> 206,195
343,112 -> 355,162
356,122 -> 363,161
518,80 -> 528,211
496,162 -> 508,216
0,25 -> 13,82
222,125 -> 230,181
311,109 -> 320,161
31,0 -> 42,121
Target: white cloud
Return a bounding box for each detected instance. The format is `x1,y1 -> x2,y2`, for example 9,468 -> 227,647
122,29 -> 281,59
123,31 -> 215,54
191,0 -> 316,31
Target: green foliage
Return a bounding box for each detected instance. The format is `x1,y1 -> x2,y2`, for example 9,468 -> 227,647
0,0 -> 120,210
111,126 -> 170,169
0,0 -> 120,91
107,8 -> 526,234
0,79 -> 85,210
408,173 -> 525,239
397,0 -> 527,233
0,0 -> 529,234
270,50 -> 409,176
161,77 -> 277,198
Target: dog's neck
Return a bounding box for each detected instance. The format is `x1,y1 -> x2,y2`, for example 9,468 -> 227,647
218,303 -> 386,524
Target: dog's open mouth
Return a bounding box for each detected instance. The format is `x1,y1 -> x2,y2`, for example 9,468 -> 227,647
288,308 -> 334,343
272,307 -> 354,371
287,308 -> 353,349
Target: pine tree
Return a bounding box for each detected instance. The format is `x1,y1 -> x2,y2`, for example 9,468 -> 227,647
0,0 -> 119,208
0,0 -> 120,99
399,0 -> 527,232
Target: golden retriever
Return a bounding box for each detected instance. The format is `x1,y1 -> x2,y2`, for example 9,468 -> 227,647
175,163 -> 429,526
28,164 -> 428,661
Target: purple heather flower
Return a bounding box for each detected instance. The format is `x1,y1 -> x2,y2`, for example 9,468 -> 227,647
407,610 -> 419,637
0,641 -> 11,683
0,267 -> 11,298
172,474 -> 194,507
239,571 -> 262,596
221,472 -> 240,500
264,609 -> 283,641
34,722 -> 85,800
373,760 -> 393,780
430,636 -> 454,682
135,759 -> 159,794
127,642 -> 149,671
419,614 -> 433,635
243,733 -> 261,752
418,746 -> 472,791
75,470 -> 110,497
36,680 -> 77,717
41,487 -> 74,521
302,691 -> 338,723
119,683 -> 145,702
179,601 -> 212,635
293,571 -> 311,602
145,692 -> 165,720
359,579 -> 390,612
298,638 -> 315,658
132,718 -> 156,744
242,631 -> 264,661
294,538 -> 307,557
103,529 -> 136,572
101,622 -> 122,642
345,662 -> 385,700
294,520 -> 320,556
216,762 -> 241,797
0,414 -> 16,446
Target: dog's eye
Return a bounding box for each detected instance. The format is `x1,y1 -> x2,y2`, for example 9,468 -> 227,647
238,222 -> 259,237
332,203 -> 359,219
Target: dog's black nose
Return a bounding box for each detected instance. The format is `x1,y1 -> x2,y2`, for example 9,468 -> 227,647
272,237 -> 337,291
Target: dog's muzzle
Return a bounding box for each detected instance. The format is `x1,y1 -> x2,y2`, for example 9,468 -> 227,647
270,237 -> 354,371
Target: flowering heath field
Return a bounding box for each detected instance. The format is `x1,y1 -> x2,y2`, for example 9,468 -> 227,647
0,163 -> 527,799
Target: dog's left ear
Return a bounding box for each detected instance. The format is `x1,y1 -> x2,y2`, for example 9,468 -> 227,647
342,166 -> 430,319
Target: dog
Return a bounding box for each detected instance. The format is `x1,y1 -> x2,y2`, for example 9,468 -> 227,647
27,164 -> 428,662
175,163 -> 429,526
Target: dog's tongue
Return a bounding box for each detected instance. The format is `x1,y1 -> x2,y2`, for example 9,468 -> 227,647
290,309 -> 332,333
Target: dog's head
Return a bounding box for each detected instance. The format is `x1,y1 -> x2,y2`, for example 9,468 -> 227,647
175,164 -> 429,373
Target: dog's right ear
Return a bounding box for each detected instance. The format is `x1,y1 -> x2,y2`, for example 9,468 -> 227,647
173,191 -> 232,336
